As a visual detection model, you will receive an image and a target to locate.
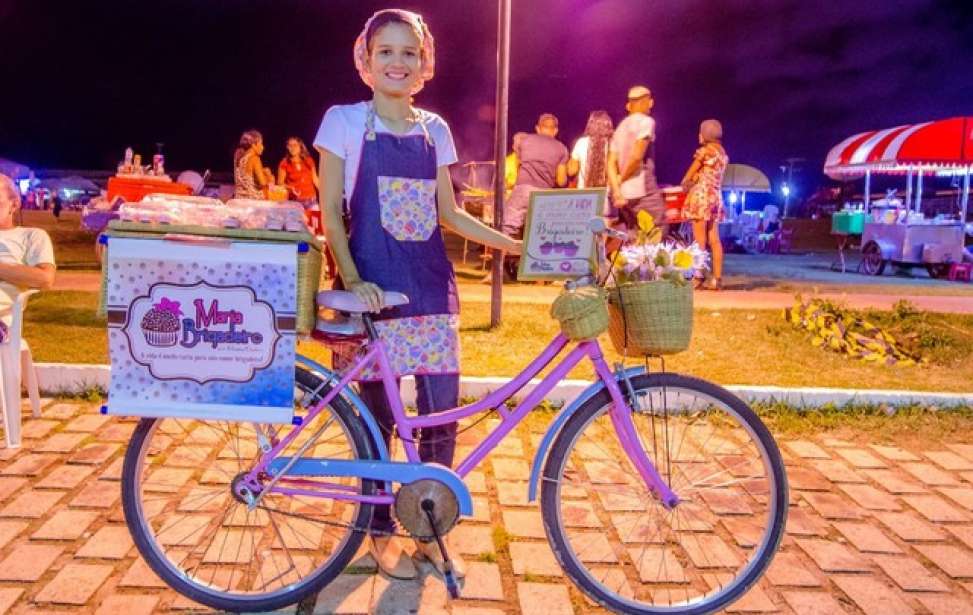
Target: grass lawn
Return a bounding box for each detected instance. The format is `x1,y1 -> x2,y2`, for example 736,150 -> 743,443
25,290 -> 973,393
22,210 -> 101,270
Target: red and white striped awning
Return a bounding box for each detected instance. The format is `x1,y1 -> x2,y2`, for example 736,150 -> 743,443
824,117 -> 973,179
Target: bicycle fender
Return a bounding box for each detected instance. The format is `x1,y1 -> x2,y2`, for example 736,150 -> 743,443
296,355 -> 390,461
267,458 -> 473,516
527,366 -> 646,502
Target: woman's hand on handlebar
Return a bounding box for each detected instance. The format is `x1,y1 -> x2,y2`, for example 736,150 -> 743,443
347,280 -> 385,313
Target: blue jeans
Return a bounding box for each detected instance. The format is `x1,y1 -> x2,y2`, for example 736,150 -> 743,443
357,374 -> 459,534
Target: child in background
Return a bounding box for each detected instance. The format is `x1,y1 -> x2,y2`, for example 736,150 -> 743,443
681,119 -> 729,290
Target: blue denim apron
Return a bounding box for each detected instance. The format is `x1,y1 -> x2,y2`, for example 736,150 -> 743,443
344,104 -> 460,380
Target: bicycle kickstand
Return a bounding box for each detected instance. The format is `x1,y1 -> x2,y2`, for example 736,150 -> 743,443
421,499 -> 461,599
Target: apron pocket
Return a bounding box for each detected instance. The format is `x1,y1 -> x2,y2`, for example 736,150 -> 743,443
377,176 -> 438,241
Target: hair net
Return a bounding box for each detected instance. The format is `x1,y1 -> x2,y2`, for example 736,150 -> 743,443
353,9 -> 436,95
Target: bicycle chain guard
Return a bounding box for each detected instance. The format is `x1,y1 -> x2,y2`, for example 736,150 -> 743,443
394,479 -> 459,541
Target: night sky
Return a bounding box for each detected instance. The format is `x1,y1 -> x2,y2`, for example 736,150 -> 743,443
2,0 -> 972,194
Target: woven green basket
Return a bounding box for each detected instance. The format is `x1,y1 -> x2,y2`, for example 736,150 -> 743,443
607,280 -> 693,356
550,285 -> 609,341
99,221 -> 323,334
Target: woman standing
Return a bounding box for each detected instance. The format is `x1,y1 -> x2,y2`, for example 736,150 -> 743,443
568,111 -> 613,189
314,9 -> 520,580
681,119 -> 729,289
233,129 -> 269,199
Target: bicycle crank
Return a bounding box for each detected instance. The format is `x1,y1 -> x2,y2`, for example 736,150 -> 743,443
394,479 -> 460,541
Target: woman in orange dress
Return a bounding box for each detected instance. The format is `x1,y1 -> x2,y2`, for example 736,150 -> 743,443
278,137 -> 323,235
681,119 -> 728,289
277,137 -> 319,203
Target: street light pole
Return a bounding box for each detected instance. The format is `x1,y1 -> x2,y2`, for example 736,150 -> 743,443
490,0 -> 511,328
781,157 -> 804,217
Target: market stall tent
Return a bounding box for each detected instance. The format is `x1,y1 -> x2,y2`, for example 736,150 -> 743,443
823,117 -> 972,220
36,176 -> 100,194
722,163 -> 771,212
723,164 -> 771,193
824,117 -> 971,278
0,158 -> 31,179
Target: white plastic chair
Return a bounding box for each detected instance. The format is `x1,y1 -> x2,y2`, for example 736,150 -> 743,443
0,290 -> 41,448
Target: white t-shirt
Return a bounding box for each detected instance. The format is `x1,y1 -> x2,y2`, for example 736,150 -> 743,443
571,136 -> 612,191
610,113 -> 656,199
0,227 -> 55,324
313,101 -> 459,203
571,137 -> 591,189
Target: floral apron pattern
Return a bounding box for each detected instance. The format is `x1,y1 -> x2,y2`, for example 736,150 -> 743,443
378,176 -> 438,241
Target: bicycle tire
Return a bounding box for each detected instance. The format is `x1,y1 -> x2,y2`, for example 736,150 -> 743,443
121,365 -> 378,613
540,372 -> 787,615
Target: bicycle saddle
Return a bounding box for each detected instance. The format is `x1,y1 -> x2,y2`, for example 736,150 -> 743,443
316,289 -> 410,313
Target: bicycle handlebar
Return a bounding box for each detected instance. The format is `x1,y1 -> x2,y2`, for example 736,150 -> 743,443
587,217 -> 628,242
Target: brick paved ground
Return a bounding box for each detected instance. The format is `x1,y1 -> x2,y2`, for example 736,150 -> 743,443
1,400 -> 972,614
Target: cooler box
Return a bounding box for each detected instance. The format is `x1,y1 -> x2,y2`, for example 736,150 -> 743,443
831,211 -> 866,234
107,176 -> 192,203
662,187 -> 686,223
101,232 -> 305,423
99,221 -> 322,335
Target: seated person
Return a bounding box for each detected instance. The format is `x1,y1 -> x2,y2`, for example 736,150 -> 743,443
0,174 -> 55,338
761,204 -> 780,234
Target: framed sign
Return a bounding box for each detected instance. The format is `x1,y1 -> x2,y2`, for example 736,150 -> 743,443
105,237 -> 296,424
517,189 -> 606,281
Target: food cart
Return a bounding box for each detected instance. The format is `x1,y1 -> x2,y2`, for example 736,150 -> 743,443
824,117 -> 972,278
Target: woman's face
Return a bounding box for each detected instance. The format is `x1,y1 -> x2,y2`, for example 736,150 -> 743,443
253,139 -> 264,155
698,132 -> 705,145
287,140 -> 301,157
367,22 -> 422,97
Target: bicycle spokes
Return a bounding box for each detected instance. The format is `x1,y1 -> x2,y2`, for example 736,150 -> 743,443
542,375 -> 786,612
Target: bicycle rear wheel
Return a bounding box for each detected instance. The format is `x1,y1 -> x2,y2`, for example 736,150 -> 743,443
541,373 -> 787,614
120,366 -> 377,612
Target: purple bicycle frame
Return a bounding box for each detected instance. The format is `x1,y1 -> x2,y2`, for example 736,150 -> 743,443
245,332 -> 679,509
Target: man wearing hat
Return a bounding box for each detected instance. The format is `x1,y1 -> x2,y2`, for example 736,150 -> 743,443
608,86 -> 665,234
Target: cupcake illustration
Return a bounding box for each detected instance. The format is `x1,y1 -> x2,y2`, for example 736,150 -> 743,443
141,297 -> 182,347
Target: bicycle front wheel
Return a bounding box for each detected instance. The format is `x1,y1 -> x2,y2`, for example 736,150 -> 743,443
541,373 -> 787,615
120,366 -> 377,613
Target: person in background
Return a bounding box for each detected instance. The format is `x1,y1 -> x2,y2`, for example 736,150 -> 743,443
483,115 -> 567,283
568,110 -> 614,214
278,137 -> 324,235
761,203 -> 780,234
681,119 -> 728,290
504,148 -> 519,191
314,8 -> 520,580
503,114 -> 568,239
51,192 -> 62,221
277,137 -> 320,204
0,174 -> 55,339
233,129 -> 269,199
608,86 -> 665,235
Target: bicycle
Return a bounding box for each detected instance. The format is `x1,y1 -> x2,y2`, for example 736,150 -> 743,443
119,223 -> 787,614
